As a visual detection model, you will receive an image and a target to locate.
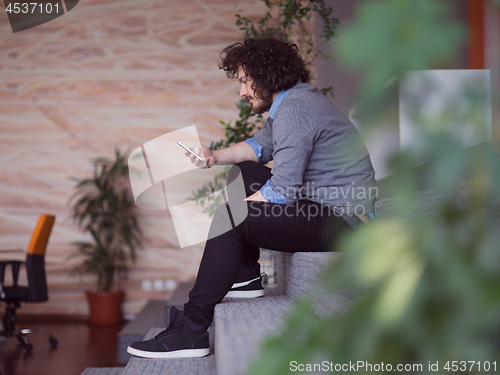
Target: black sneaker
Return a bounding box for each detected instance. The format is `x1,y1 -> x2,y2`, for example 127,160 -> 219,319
127,306 -> 209,359
225,272 -> 266,298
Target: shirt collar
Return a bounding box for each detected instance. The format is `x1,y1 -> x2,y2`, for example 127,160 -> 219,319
269,85 -> 294,119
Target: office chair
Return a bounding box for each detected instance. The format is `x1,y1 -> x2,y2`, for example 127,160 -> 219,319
0,214 -> 58,351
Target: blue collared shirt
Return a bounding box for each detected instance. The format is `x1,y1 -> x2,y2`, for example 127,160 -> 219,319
244,86 -> 294,204
269,86 -> 293,119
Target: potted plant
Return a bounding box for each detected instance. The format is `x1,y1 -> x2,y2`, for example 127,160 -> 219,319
68,148 -> 143,324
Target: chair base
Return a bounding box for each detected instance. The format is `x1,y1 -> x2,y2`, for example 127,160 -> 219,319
1,327 -> 59,352
0,327 -> 59,352
1,303 -> 58,351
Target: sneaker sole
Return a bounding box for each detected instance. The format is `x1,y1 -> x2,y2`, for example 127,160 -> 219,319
224,289 -> 265,298
127,346 -> 210,359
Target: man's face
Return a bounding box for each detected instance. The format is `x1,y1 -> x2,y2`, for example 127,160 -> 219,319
237,66 -> 272,114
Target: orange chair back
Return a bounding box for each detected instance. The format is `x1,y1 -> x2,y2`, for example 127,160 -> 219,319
27,215 -> 56,256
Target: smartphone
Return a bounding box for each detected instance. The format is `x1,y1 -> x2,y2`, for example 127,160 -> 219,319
176,141 -> 205,162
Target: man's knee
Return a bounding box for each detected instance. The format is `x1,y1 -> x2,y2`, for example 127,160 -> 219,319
235,160 -> 258,170
228,163 -> 243,185
228,161 -> 257,184
208,203 -> 235,240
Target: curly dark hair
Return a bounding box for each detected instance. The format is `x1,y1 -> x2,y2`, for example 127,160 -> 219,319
219,38 -> 309,102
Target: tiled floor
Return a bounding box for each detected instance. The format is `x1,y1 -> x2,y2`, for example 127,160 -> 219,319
0,315 -> 125,375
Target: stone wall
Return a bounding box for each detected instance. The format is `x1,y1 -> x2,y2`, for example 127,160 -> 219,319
0,0 -> 266,316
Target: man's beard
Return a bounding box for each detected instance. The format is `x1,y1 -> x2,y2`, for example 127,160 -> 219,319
249,97 -> 273,114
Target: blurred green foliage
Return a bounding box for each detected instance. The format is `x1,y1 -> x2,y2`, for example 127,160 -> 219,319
336,0 -> 464,95
248,0 -> 500,374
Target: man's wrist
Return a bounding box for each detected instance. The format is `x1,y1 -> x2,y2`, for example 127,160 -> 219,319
209,149 -> 219,166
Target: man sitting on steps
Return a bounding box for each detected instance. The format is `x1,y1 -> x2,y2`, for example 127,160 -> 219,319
127,37 -> 377,359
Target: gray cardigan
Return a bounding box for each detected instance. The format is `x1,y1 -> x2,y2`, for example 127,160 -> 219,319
253,82 -> 377,216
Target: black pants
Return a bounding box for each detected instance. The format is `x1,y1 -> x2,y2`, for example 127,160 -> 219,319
183,161 -> 350,328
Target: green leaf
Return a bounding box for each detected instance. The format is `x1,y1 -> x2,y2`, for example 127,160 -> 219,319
335,0 -> 465,94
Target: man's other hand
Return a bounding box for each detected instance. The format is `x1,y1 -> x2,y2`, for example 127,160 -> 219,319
244,190 -> 268,202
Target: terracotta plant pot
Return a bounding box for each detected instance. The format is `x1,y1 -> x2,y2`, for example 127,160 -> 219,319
86,290 -> 124,325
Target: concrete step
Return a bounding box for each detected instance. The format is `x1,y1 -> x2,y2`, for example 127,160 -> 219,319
80,368 -> 125,375
121,327 -> 215,375
117,281 -> 194,364
283,252 -> 339,299
215,290 -> 292,375
282,252 -> 349,317
374,196 -> 397,218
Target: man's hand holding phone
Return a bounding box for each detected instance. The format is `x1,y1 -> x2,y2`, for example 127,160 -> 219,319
178,141 -> 215,168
